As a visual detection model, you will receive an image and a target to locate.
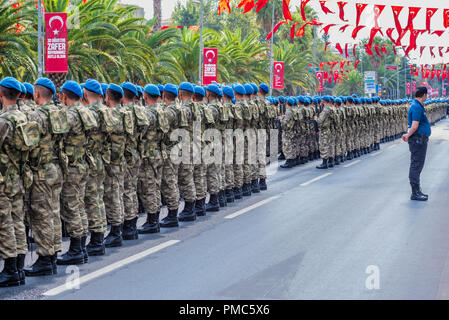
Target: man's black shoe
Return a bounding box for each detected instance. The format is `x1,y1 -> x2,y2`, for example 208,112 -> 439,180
24,255 -> 53,277
122,217 -> 139,240
316,159 -> 328,169
104,225 -> 123,247
87,232 -> 106,256
225,189 -> 235,203
0,257 -> 20,287
206,194 -> 220,212
178,201 -> 197,222
251,179 -> 260,193
138,211 -> 160,233
160,209 -> 179,227
280,159 -> 295,168
57,237 -> 84,265
259,178 -> 267,191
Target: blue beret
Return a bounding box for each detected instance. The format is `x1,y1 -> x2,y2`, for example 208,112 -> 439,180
194,85 -> 205,97
120,82 -> 138,97
19,83 -> 26,94
250,83 -> 258,93
0,77 -> 22,93
243,84 -> 253,95
144,84 -> 160,97
84,79 -> 103,96
61,80 -> 83,98
222,86 -> 235,100
108,83 -> 124,98
35,77 -> 56,95
157,84 -> 164,93
179,82 -> 195,93
23,82 -> 34,95
207,84 -> 223,97
101,83 -> 108,97
287,97 -> 297,106
259,83 -> 269,94
164,83 -> 178,96
334,98 -> 342,104
136,85 -> 143,96
279,96 -> 285,103
232,98 -> 236,104
233,84 -> 246,96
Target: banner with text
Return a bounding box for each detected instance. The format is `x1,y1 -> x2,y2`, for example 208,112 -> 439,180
203,48 -> 217,85
45,13 -> 68,73
273,62 -> 284,90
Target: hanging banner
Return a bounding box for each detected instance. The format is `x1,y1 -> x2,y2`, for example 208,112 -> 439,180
406,82 -> 412,95
412,81 -> 417,92
316,71 -> 324,92
443,88 -> 447,96
203,48 -> 218,85
273,61 -> 284,89
44,13 -> 68,73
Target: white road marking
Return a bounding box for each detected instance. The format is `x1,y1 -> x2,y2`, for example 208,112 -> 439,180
300,173 -> 332,187
224,196 -> 280,219
43,240 -> 180,297
371,151 -> 383,157
343,160 -> 361,168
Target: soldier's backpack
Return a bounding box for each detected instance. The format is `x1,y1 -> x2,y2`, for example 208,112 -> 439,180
43,106 -> 69,135
74,104 -> 98,131
99,107 -> 121,134
134,104 -> 150,128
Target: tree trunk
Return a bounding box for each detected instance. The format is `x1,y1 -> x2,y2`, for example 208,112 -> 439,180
153,0 -> 162,31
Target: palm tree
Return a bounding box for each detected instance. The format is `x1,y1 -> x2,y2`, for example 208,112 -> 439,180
153,0 -> 162,31
0,0 -> 36,80
334,71 -> 363,96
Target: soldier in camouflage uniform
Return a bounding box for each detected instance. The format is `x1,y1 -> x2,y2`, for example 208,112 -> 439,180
159,84 -> 181,227
231,84 -> 246,200
57,81 -> 94,266
280,97 -> 297,169
24,78 -> 65,277
257,84 -> 272,190
248,84 -> 261,194
99,84 -> 126,252
138,84 -> 167,233
315,96 -> 333,169
222,86 -> 237,201
0,77 -> 39,286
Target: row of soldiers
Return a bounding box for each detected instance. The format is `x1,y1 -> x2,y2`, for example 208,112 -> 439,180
0,77 -> 280,287
275,95 -> 448,170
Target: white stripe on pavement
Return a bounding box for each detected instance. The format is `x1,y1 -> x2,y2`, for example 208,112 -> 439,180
343,160 -> 361,168
300,173 -> 332,187
224,196 -> 280,219
43,239 -> 180,297
371,151 -> 383,157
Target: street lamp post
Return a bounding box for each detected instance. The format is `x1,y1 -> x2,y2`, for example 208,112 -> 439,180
38,0 -> 43,78
269,1 -> 275,96
199,0 -> 204,85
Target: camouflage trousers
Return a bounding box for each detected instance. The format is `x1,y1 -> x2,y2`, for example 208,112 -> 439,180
124,157 -> 141,222
335,129 -> 345,156
299,131 -> 309,158
140,158 -> 163,214
29,163 -> 63,256
161,158 -> 179,211
0,187 -> 27,259
194,163 -> 207,200
282,130 -> 296,160
207,162 -> 220,195
256,129 -> 267,180
178,163 -> 196,203
85,163 -> 106,234
104,164 -> 125,227
61,165 -> 88,238
318,129 -> 332,159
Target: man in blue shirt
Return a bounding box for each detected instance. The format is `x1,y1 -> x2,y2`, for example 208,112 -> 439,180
402,87 -> 431,201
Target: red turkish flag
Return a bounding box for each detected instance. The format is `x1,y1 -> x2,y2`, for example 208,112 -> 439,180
255,0 -> 269,12
365,44 -> 374,56
381,45 -> 388,54
329,61 -> 338,70
355,3 -> 368,27
374,45 -> 382,57
431,69 -> 436,81
322,24 -> 336,35
335,43 -> 344,56
367,27 -> 383,49
319,61 -> 325,70
265,20 -> 288,40
237,0 -> 255,13
300,0 -> 311,21
344,43 -> 349,58
353,44 -> 357,58
339,60 -> 346,69
351,25 -> 365,39
333,71 -> 340,82
439,47 -> 444,57
290,21 -> 299,39
339,24 -> 350,32
405,7 -> 421,31
420,46 -> 425,57
437,69 -> 442,80
354,60 -> 360,69
386,28 -> 399,45
319,1 -> 334,15
337,1 -> 348,22
426,8 -> 438,32
373,5 -> 385,29
444,9 -> 449,28
432,30 -> 445,37
429,46 -> 435,58
391,6 -> 404,34
316,71 -> 324,92
282,0 -> 292,21
324,42 -> 330,52
218,0 -> 231,14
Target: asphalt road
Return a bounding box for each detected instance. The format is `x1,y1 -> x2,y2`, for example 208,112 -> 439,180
2,118 -> 449,300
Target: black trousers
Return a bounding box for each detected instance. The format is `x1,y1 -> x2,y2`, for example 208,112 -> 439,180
408,134 -> 428,186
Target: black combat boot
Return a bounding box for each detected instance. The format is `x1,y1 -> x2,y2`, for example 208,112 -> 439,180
259,178 -> 267,191
0,257 -> 20,287
122,217 -> 139,240
280,159 -> 295,168
340,155 -> 345,163
300,157 -> 307,164
206,194 -> 220,212
57,237 -> 84,265
16,254 -> 26,285
334,156 -> 340,165
242,183 -> 252,196
308,153 -> 314,161
81,236 -> 88,263
328,157 -> 334,168
410,184 -> 428,201
194,199 -> 206,216
225,189 -> 235,203
104,225 -> 123,247
87,232 -> 105,256
51,253 -> 58,274
24,255 -> 53,277
219,190 -> 227,207
178,201 -> 197,222
160,209 -> 179,228
251,179 -> 260,193
316,159 -> 328,169
233,187 -> 242,200
138,211 -> 160,233
278,152 -> 285,160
